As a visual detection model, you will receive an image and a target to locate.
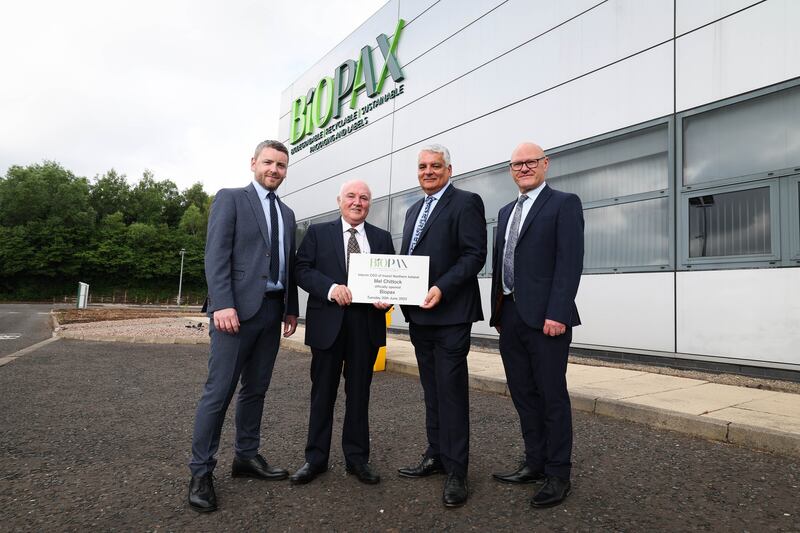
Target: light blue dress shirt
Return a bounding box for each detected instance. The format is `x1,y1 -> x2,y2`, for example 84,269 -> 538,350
407,181 -> 451,254
252,180 -> 285,291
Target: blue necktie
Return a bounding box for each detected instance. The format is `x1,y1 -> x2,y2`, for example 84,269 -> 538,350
409,196 -> 434,254
503,194 -> 528,291
268,192 -> 280,284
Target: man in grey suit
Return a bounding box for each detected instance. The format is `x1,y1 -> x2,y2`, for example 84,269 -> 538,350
188,140 -> 299,513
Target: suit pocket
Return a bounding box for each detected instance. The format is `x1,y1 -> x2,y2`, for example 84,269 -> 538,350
231,269 -> 245,280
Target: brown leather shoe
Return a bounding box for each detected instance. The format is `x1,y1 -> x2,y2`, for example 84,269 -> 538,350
398,455 -> 445,478
231,454 -> 288,480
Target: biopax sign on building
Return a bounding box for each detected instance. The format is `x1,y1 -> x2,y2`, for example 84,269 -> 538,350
289,19 -> 406,155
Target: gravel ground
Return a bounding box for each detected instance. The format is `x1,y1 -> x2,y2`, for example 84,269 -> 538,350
1,339 -> 798,532
57,317 -> 209,341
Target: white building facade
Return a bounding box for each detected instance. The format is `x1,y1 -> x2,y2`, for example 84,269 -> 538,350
279,0 -> 800,375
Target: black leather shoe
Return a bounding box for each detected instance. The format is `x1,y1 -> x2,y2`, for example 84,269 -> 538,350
531,476 -> 571,508
398,455 -> 445,478
188,474 -> 217,513
289,462 -> 327,485
232,454 -> 288,481
346,463 -> 381,485
442,473 -> 468,507
492,462 -> 546,484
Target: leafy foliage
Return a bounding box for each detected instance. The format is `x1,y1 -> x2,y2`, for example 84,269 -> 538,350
0,161 -> 213,300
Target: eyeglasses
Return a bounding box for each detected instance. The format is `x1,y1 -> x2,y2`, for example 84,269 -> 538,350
509,157 -> 546,171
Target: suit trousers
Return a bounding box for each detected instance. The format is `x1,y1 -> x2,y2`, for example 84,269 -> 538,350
408,322 -> 471,476
189,296 -> 283,476
499,297 -> 572,480
305,304 -> 378,467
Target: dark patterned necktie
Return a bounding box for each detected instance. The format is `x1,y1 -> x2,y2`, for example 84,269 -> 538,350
268,192 -> 280,283
347,227 -> 360,271
409,196 -> 434,254
503,194 -> 529,291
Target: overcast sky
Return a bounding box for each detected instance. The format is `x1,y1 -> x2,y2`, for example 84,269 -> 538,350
0,0 -> 387,194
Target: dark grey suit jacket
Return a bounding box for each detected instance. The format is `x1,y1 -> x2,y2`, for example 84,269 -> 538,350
204,183 -> 299,321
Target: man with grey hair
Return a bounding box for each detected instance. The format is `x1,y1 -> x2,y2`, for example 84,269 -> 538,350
188,140 -> 299,513
291,179 -> 394,485
398,144 -> 487,507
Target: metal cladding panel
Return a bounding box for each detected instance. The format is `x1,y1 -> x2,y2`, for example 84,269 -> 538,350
573,272 -> 675,353
278,113 -> 289,144
282,155 -> 392,221
279,0 -> 399,118
398,0 -> 669,107
392,3 -> 673,156
675,0 -> 761,35
676,269 -> 800,365
281,114 -> 394,197
397,0 -> 440,26
676,0 -> 800,112
390,43 -> 674,193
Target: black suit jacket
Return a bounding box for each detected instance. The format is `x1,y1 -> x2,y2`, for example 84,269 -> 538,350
489,184 -> 584,329
399,184 -> 486,326
295,220 -> 395,350
204,183 -> 298,321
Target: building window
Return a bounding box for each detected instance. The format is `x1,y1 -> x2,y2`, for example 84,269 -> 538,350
682,85 -> 800,186
687,187 -> 771,258
548,122 -> 671,272
678,82 -> 800,269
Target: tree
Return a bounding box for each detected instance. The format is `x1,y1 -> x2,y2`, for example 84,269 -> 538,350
89,169 -> 130,222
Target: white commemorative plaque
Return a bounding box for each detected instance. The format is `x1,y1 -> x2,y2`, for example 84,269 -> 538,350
347,253 -> 429,305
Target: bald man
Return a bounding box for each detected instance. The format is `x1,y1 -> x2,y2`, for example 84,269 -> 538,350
489,142 -> 584,508
291,180 -> 395,485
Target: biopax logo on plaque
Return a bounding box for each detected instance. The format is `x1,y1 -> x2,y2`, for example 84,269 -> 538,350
289,19 -> 406,155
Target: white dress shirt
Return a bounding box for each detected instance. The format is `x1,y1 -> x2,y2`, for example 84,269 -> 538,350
502,181 -> 546,294
328,218 -> 371,300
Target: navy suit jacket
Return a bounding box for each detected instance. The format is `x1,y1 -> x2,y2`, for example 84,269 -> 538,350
399,184 -> 486,326
489,184 -> 584,329
296,220 -> 395,350
204,183 -> 299,322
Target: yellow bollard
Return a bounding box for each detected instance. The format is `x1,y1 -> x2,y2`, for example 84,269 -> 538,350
373,307 -> 393,372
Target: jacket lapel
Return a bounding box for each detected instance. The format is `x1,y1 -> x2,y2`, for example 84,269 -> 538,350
245,184 -> 270,248
330,220 -> 347,275
402,198 -> 424,254
414,184 -> 455,249
518,184 -> 552,240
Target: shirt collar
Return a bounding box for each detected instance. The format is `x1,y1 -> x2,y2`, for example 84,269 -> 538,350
252,179 -> 278,199
341,217 -> 366,234
427,180 -> 451,201
520,180 -> 546,200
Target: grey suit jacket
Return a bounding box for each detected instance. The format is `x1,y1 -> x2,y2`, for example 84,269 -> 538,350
204,183 -> 299,322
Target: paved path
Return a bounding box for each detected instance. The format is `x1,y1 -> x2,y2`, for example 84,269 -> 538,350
54,318 -> 800,457
1,339 -> 798,531
0,303 -> 54,357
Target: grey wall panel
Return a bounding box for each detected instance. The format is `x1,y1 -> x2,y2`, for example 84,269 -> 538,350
392,0 -> 673,154
390,43 -> 674,192
283,155 -> 393,220
676,0 -> 800,112
675,0 -> 762,35
398,0 -> 438,25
